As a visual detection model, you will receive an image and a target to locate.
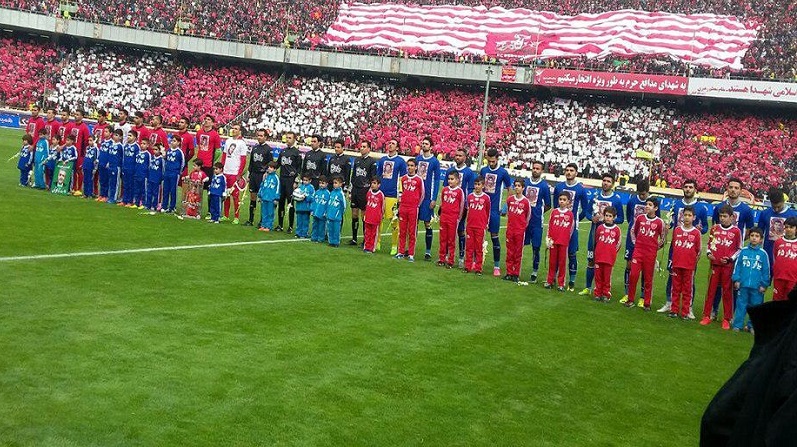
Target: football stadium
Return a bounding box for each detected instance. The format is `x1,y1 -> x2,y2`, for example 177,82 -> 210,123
1,0 -> 796,445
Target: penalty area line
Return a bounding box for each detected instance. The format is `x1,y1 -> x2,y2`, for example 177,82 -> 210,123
0,238 -> 309,263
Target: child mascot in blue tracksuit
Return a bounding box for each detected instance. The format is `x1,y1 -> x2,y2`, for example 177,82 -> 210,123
134,147 -> 151,208
81,140 -> 98,198
311,176 -> 330,243
257,162 -> 280,231
326,176 -> 347,247
17,135 -> 34,186
208,162 -> 227,223
731,227 -> 771,331
146,145 -> 164,212
293,173 -> 315,238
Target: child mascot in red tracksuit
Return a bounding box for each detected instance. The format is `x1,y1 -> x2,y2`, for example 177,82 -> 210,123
546,192 -> 575,291
625,197 -> 667,311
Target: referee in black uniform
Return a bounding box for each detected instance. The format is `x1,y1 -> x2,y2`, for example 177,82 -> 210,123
302,135 -> 327,190
276,131 -> 302,233
326,139 -> 351,192
244,128 -> 273,226
349,140 -> 377,245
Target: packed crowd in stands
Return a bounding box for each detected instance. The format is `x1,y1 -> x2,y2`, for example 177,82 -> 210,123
0,36 -> 60,108
358,87 -> 525,158
152,64 -> 277,126
0,35 -> 795,196
509,99 -> 673,179
246,75 -> 394,146
1,0 -> 796,80
50,47 -> 171,116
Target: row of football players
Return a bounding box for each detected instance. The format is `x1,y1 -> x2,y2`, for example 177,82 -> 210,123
317,143 -> 796,331
16,128 -> 190,215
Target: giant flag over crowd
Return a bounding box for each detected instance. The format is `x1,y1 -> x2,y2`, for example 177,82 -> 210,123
324,3 -> 759,69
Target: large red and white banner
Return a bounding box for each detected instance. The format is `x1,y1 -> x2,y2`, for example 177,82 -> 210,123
534,69 -> 689,95
324,3 -> 759,69
688,78 -> 797,103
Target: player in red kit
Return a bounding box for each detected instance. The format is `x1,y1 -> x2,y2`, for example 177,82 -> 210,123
464,176 -> 491,275
546,192 -> 575,290
148,115 -> 169,149
504,179 -> 531,282
26,105 -> 45,147
625,198 -> 667,310
131,111 -> 151,145
176,117 -> 195,179
438,171 -> 465,268
396,159 -> 425,261
68,109 -> 91,196
196,115 -> 222,193
43,108 -> 61,142
593,206 -> 622,302
669,206 -> 702,318
58,109 -> 71,144
772,216 -> 797,301
363,178 -> 385,253
700,205 -> 743,329
92,110 -> 110,142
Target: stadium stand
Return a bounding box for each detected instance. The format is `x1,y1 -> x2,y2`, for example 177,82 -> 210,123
0,35 -> 795,194
0,0 -> 795,80
0,36 -> 60,109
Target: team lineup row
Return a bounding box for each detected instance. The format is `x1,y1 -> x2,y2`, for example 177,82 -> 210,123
13,107 -> 797,331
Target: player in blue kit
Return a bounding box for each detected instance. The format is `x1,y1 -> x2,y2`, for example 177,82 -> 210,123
415,137 -> 441,261
479,148 -> 513,277
756,188 -> 795,268
552,163 -> 589,291
619,180 -> 659,303
376,140 -> 407,255
706,177 -> 756,319
579,173 -> 625,296
443,148 -> 475,268
659,179 -> 709,315
523,160 -> 551,283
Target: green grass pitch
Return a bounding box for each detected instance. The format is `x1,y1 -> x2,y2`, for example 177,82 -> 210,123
0,128 -> 752,446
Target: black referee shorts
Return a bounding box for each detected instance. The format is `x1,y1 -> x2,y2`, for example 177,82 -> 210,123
351,186 -> 368,210
249,172 -> 264,193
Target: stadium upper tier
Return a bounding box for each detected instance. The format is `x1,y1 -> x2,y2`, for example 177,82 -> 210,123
0,0 -> 795,81
0,36 -> 794,194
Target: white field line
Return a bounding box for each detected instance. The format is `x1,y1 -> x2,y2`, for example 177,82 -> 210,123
0,223 -> 588,263
0,238 -> 309,262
